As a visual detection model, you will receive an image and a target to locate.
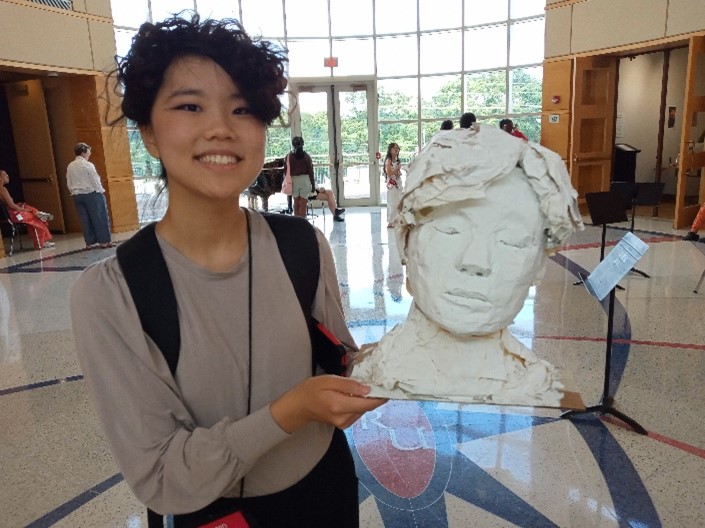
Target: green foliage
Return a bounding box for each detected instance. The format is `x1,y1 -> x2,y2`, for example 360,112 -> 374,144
127,128 -> 159,178
423,76 -> 462,119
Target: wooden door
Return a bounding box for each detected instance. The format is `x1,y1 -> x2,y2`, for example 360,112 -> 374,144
569,56 -> 618,208
4,80 -> 65,232
674,36 -> 705,229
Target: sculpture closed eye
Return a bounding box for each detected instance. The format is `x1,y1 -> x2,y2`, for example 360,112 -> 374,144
434,225 -> 460,235
497,232 -> 537,249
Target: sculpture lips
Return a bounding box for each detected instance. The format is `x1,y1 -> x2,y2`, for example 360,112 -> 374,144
445,289 -> 489,303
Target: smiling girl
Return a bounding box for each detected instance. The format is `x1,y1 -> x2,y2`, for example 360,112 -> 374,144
70,14 -> 383,527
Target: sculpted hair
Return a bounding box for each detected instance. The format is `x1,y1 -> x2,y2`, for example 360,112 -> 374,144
111,13 -> 288,127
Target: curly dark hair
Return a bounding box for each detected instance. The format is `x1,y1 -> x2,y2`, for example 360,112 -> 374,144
459,112 -> 476,129
111,13 -> 288,127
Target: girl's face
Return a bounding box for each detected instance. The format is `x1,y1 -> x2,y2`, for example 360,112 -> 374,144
140,55 -> 266,204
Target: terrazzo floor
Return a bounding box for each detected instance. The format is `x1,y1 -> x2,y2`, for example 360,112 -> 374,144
1,205 -> 704,527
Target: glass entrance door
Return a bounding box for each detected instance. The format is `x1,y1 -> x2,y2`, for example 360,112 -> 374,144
289,80 -> 378,207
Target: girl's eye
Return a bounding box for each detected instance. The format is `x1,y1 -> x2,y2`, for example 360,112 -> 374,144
177,104 -> 200,112
233,107 -> 252,115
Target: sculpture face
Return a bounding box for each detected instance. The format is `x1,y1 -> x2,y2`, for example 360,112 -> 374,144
405,167 -> 547,335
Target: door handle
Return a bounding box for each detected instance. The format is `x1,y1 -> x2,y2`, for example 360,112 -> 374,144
22,175 -> 53,183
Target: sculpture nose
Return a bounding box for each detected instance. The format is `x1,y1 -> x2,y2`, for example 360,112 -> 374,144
458,240 -> 492,277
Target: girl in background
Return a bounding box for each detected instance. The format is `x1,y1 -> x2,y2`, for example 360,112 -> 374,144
285,136 -> 315,217
384,142 -> 402,228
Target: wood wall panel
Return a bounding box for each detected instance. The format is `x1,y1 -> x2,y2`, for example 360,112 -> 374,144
0,3 -> 94,70
70,76 -> 101,129
88,19 -> 118,72
542,60 -> 573,111
104,180 -> 139,233
83,0 -> 112,17
541,60 -> 573,159
667,0 -> 705,38
43,77 -> 82,234
541,115 -> 571,159
545,7 -> 572,58
572,0 -> 668,54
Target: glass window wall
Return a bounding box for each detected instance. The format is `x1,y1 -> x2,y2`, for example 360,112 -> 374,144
193,0 -> 238,21
377,35 -> 419,77
330,0 -> 373,37
465,0 -> 508,26
419,0 -> 462,31
420,30 -> 462,75
376,0 -> 418,34
110,0 -> 546,203
420,75 -> 462,119
331,38 -> 375,77
149,0 -> 195,23
240,0 -> 283,37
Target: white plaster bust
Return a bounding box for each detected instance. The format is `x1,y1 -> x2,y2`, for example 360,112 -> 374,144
350,125 -> 584,407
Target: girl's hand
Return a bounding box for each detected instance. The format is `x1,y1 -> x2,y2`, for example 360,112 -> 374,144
270,375 -> 387,433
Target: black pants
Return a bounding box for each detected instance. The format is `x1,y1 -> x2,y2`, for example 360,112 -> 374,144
173,428 -> 359,528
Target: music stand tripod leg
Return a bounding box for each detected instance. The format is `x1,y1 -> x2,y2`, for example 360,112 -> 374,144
694,268 -> 705,294
560,288 -> 647,435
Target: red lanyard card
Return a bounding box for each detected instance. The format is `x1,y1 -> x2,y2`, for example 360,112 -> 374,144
199,510 -> 250,528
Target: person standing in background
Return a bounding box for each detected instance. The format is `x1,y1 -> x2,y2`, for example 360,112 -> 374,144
384,142 -> 402,228
499,118 -> 528,141
66,143 -> 114,249
285,136 -> 315,218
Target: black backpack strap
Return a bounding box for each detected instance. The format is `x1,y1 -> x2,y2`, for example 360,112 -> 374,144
263,213 -> 345,375
146,508 -> 164,528
262,213 -> 319,322
116,222 -> 180,377
116,223 -> 181,528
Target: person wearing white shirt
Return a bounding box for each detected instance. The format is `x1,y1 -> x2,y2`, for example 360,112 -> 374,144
66,143 -> 114,249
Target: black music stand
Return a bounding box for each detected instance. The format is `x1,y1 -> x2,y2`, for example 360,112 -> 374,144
561,229 -> 648,435
573,191 -> 628,290
610,181 -> 665,278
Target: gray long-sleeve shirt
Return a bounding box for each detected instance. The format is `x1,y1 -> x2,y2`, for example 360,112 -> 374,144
71,212 -> 356,515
